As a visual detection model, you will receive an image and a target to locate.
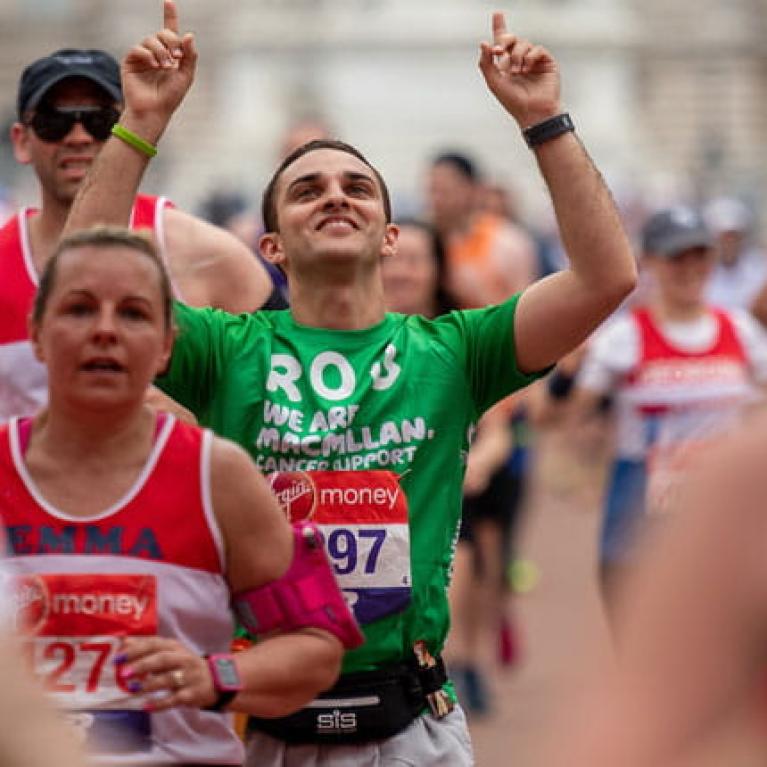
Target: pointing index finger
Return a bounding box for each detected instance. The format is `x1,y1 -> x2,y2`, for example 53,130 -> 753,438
163,0 -> 179,33
492,11 -> 508,43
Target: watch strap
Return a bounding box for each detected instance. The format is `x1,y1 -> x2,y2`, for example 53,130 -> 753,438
523,113 -> 575,148
202,653 -> 242,713
202,688 -> 238,713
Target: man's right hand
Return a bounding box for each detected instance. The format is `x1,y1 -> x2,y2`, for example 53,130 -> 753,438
120,0 -> 197,143
478,12 -> 561,129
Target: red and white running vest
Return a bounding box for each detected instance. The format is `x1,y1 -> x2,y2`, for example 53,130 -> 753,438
0,196 -> 174,422
625,307 -> 754,512
625,307 -> 753,416
0,414 -> 242,765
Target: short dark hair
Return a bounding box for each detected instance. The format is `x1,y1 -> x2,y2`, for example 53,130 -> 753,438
261,138 -> 392,233
34,225 -> 173,329
431,151 -> 480,182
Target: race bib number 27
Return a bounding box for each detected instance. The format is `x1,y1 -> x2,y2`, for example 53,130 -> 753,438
269,470 -> 411,625
13,573 -> 157,710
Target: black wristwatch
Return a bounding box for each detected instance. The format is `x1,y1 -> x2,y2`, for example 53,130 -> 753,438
202,653 -> 243,712
523,113 -> 575,148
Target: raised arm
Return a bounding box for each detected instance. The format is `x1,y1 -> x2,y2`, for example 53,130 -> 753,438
164,208 -> 277,313
479,13 -> 637,373
63,1 -> 276,313
64,0 -> 195,236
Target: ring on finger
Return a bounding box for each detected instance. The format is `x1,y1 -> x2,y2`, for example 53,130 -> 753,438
170,668 -> 185,689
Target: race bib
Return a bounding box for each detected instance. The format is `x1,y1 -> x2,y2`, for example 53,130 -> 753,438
269,470 -> 411,624
13,573 -> 157,751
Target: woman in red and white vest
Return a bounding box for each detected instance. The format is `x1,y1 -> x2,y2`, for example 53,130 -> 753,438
0,226 -> 347,766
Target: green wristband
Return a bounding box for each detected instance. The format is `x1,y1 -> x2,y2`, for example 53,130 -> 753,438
111,124 -> 158,158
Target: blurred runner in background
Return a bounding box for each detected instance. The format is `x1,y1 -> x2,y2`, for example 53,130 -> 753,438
703,196 -> 766,312
554,206 -> 767,607
426,151 -> 538,713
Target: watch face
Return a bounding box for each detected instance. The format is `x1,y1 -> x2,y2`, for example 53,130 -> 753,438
211,656 -> 242,691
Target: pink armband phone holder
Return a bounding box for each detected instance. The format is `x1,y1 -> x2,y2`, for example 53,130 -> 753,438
233,522 -> 364,650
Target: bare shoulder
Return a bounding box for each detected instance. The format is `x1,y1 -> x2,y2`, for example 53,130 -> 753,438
206,435 -> 276,523
207,434 -> 292,588
208,435 -> 274,497
163,207 -> 272,312
209,433 -> 254,475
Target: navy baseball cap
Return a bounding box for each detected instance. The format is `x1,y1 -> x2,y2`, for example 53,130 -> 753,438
17,48 -> 121,118
641,206 -> 714,258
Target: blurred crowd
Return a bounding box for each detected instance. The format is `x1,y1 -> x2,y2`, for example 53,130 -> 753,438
3,9 -> 767,767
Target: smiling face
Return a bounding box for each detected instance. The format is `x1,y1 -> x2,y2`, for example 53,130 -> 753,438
259,148 -> 398,278
11,78 -> 118,206
30,243 -> 173,413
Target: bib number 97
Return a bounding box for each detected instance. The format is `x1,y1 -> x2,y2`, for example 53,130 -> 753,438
326,528 -> 386,576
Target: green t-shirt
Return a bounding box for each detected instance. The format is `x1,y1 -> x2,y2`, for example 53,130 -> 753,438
158,296 -> 544,672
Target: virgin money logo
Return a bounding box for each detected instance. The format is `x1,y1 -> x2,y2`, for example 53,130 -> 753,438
12,574 -> 49,634
269,471 -> 316,522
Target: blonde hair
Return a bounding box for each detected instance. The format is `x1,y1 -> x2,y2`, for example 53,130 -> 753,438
34,225 -> 173,328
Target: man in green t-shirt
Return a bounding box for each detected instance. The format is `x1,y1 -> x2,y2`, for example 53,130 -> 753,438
65,2 -> 637,764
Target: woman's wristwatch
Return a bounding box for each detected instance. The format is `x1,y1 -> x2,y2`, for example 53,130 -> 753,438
202,653 -> 243,712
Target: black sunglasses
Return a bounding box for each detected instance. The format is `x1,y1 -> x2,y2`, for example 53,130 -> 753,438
26,106 -> 120,143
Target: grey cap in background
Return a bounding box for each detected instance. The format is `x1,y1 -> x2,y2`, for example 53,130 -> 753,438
641,206 -> 713,258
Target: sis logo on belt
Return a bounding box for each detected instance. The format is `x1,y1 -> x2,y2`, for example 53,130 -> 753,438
270,470 -> 411,624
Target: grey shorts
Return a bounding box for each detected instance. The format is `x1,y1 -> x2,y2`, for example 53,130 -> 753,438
244,706 -> 474,767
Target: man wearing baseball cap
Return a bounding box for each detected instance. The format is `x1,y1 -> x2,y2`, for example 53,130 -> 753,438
562,204 -> 767,609
1,47 -> 283,423
16,49 -> 123,117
